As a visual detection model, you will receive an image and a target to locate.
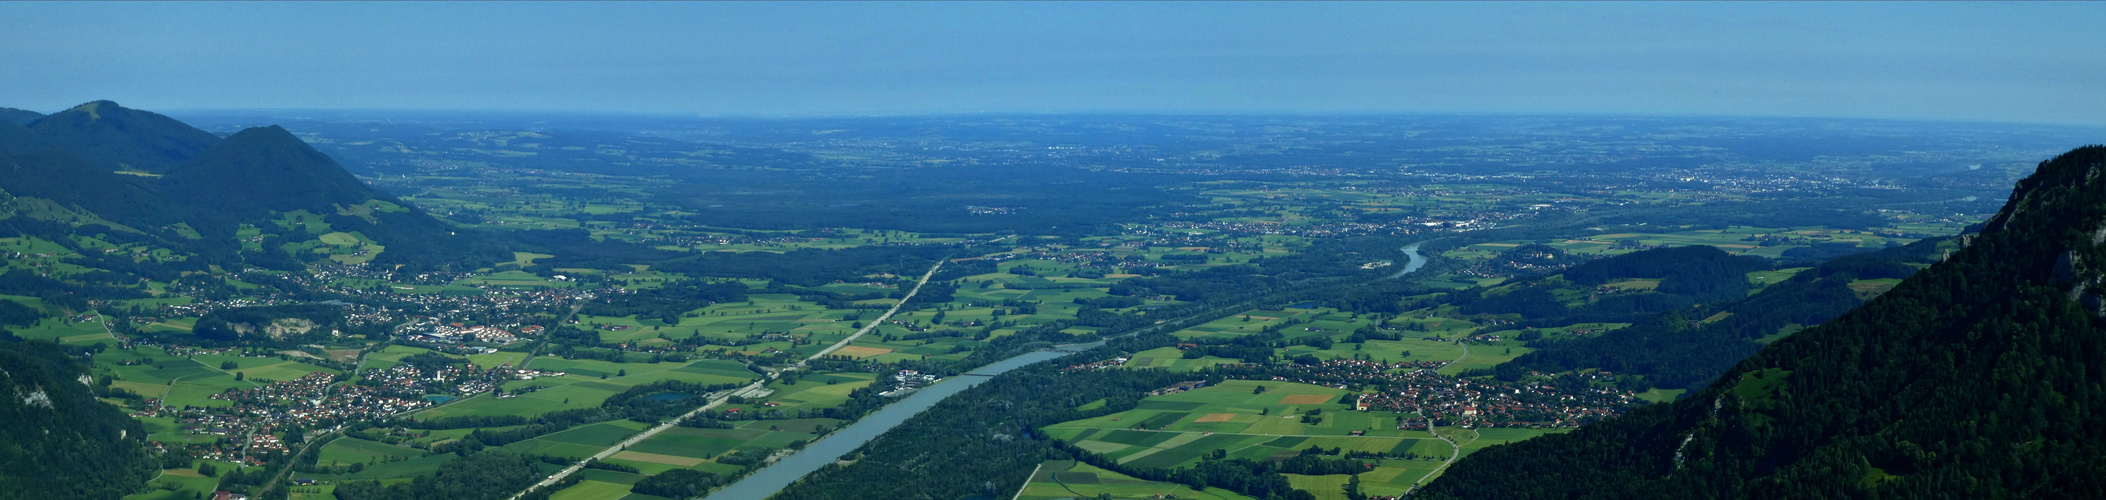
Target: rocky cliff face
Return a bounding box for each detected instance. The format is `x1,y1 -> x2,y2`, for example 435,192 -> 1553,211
0,342 -> 158,499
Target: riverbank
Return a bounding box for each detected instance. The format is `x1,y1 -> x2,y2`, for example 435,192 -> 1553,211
704,242 -> 1432,499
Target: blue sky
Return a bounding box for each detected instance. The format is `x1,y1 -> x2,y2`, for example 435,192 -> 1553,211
2,1 -> 2102,124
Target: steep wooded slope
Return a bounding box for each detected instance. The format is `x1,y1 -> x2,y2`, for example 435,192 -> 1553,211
1419,146 -> 2106,499
162,125 -> 386,216
26,101 -> 220,173
0,342 -> 158,500
0,101 -> 504,270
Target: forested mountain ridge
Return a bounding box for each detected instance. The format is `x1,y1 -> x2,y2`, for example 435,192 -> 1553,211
1498,238 -> 1945,391
0,342 -> 158,500
1449,245 -> 1771,326
0,147 -> 178,229
1419,145 -> 2106,499
0,101 -> 505,270
0,108 -> 43,127
162,125 -> 388,216
25,101 -> 220,174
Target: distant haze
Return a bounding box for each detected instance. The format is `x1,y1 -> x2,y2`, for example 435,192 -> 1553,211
3,1 -> 2103,125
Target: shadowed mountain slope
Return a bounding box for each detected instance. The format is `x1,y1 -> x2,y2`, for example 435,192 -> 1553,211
0,101 -> 504,271
162,125 -> 384,216
26,101 -> 220,173
1419,145 -> 2106,499
0,108 -> 43,127
0,341 -> 158,500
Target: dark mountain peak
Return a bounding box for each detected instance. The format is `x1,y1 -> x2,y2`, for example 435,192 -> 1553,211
41,100 -> 138,125
0,107 -> 43,127
0,103 -> 496,271
161,124 -> 383,216
63,100 -> 120,120
27,100 -> 220,173
1982,145 -> 2106,237
218,124 -> 306,150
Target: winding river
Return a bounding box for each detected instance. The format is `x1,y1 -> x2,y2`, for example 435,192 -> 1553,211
1389,243 -> 1427,279
702,243 -> 1430,500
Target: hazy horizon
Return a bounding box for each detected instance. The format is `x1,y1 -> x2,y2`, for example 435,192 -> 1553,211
5,2 -> 2104,126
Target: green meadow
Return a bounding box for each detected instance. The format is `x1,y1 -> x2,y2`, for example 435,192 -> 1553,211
1044,380 -> 1450,472
1015,460 -> 1257,500
419,358 -> 759,420
590,418 -> 845,477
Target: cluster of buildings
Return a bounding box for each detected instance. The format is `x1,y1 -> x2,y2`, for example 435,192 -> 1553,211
964,205 -> 1022,215
142,368 -> 461,465
1147,380 -> 1207,396
1620,167 -> 1899,195
892,369 -> 938,388
363,362 -> 500,397
107,265 -> 594,348
496,365 -> 567,380
598,226 -> 871,251
1062,356 -> 1129,372
400,321 -> 519,345
1230,358 -> 1639,428
1013,246 -> 1160,267
878,369 -> 940,397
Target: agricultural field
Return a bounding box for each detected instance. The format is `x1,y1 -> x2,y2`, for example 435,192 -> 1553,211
1015,460 -> 1257,500
1435,341 -> 1536,376
419,358 -> 759,420
1155,305 -> 1491,368
1453,427 -> 1570,456
1432,222 -> 1960,276
579,293 -> 853,347
91,345 -> 341,412
126,461 -> 255,500
1166,307 -> 1406,342
1043,380 -> 1452,472
1283,458 -> 1447,500
755,371 -> 877,411
7,314 -> 115,345
592,418 -> 845,477
316,437 -> 429,467
455,270 -> 577,290
7,111 -> 2018,500
547,478 -> 642,500
359,345 -> 435,371
838,331 -> 979,365
1120,346 -> 1242,371
496,420 -> 654,461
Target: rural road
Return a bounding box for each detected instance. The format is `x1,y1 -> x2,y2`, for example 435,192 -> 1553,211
1414,331 -> 1476,488
257,349 -> 376,497
805,259 -> 944,362
508,257 -> 949,499
1439,340 -> 1470,370
1416,426 -> 1477,487
1009,462 -> 1045,500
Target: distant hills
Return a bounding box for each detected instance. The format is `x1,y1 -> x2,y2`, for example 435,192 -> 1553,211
1485,239 -> 1946,391
1419,145 -> 2106,498
0,107 -> 42,127
0,100 -> 503,271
